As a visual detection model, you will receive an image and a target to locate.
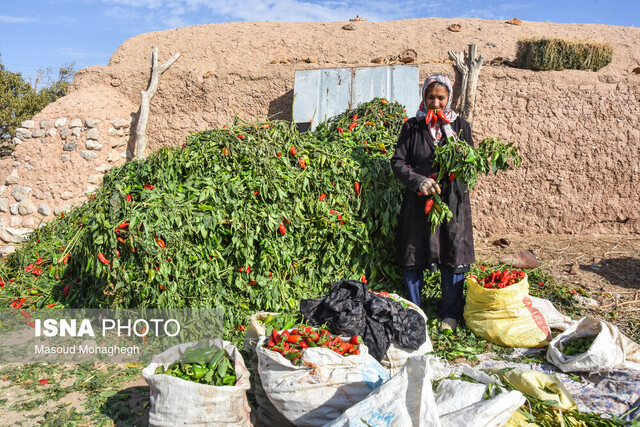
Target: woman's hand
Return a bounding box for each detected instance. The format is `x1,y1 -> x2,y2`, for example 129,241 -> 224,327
419,178 -> 441,196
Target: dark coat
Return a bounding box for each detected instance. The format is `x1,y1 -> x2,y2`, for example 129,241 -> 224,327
390,116 -> 475,270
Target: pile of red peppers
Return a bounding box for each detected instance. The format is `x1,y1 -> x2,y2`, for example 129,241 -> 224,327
264,327 -> 362,365
470,269 -> 526,289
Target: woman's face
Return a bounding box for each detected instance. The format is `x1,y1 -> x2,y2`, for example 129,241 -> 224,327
425,85 -> 449,111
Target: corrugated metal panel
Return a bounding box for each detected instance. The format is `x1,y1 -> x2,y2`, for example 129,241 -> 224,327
293,65 -> 420,130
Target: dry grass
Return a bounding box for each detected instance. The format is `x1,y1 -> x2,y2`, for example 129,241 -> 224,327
516,37 -> 613,71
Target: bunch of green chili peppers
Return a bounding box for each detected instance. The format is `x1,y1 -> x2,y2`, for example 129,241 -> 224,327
154,346 -> 236,386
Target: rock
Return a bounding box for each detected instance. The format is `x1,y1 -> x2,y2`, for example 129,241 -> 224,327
80,150 -> 99,161
55,117 -> 67,128
270,60 -> 279,64
18,200 -> 37,215
21,120 -> 35,129
69,118 -> 83,128
34,190 -> 49,200
5,169 -> 19,185
10,202 -> 19,215
498,250 -> 540,269
39,121 -> 52,129
60,154 -> 71,163
46,128 -> 56,138
16,128 -> 32,141
0,227 -> 32,243
85,185 -> 100,193
10,216 -> 22,227
85,118 -> 100,128
53,205 -> 70,216
87,174 -> 103,185
22,217 -> 35,228
11,185 -> 32,202
86,128 -> 100,140
487,42 -> 497,47
13,161 -> 19,167
0,185 -> 5,196
120,150 -> 132,159
0,198 -> 8,212
116,128 -> 125,136
349,15 -> 366,22
110,137 -> 126,148
110,118 -> 130,129
572,294 -> 599,307
632,67 -> 640,75
399,48 -> 417,63
342,23 -> 356,31
85,140 -> 103,150
107,151 -> 120,162
448,23 -> 462,32
31,129 -> 45,138
63,141 -> 77,151
108,127 -> 117,136
95,163 -> 112,173
506,18 -> 522,25
24,162 -> 34,171
371,57 -> 385,64
60,191 -> 74,200
38,204 -> 52,216
59,128 -> 70,139
569,262 -> 580,275
72,127 -> 82,138
12,137 -> 22,145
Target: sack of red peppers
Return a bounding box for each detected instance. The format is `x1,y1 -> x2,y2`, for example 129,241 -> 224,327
142,339 -> 252,426
464,269 -> 552,348
256,326 -> 389,426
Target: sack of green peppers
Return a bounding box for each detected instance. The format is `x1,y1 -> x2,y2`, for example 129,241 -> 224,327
142,338 -> 251,426
256,328 -> 389,425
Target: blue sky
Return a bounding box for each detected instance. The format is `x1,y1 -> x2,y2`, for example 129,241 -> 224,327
1,0 -> 638,85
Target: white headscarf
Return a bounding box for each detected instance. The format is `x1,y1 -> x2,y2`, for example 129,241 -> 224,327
416,73 -> 458,141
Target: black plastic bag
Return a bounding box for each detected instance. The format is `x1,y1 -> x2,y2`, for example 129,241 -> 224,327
300,279 -> 426,361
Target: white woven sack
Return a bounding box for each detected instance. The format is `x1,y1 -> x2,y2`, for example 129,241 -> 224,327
439,390 -> 525,427
256,333 -> 389,426
547,316 -> 640,373
142,339 -> 252,426
529,296 -> 574,331
380,293 -> 434,376
434,379 -> 488,416
323,355 -> 441,427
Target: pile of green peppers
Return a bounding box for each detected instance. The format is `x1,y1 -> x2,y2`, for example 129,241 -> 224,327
154,346 -> 237,386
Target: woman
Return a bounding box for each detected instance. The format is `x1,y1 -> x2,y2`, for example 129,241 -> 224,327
390,73 -> 475,332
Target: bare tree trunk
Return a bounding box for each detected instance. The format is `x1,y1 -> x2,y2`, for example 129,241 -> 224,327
135,47 -> 180,159
448,44 -> 484,125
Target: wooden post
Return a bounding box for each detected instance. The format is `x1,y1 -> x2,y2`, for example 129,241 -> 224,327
448,44 -> 484,125
135,47 -> 180,159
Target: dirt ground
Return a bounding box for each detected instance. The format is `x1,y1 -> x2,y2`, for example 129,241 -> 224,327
0,234 -> 638,425
478,233 -> 640,338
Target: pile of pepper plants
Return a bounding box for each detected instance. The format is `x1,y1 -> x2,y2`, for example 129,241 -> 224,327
0,99 -> 407,337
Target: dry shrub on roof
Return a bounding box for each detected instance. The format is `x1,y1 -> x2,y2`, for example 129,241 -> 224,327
516,37 -> 613,71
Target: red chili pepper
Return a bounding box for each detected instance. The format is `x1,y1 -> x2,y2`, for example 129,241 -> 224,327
25,263 -> 34,272
429,173 -> 437,180
31,268 -> 43,276
448,173 -> 455,182
337,127 -> 344,135
35,258 -> 45,266
246,265 -> 251,274
381,99 -> 388,105
98,253 -> 109,264
156,237 -> 165,248
417,191 -> 424,196
39,379 -> 50,386
354,182 -> 361,195
403,118 -> 408,123
222,147 -> 229,156
425,110 -> 436,126
349,122 -> 357,132
237,325 -> 245,331
425,199 -> 434,214
237,134 -> 245,140
276,152 -> 282,157
319,193 -> 327,201
279,222 -> 286,235
360,274 -> 367,283
63,284 -> 70,297
298,158 -> 306,169
353,114 -> 358,120
46,303 -> 56,308
289,146 -> 297,156
118,237 -> 125,244
126,194 -> 132,202
118,221 -> 130,229
144,184 -> 154,190
436,109 -> 450,123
